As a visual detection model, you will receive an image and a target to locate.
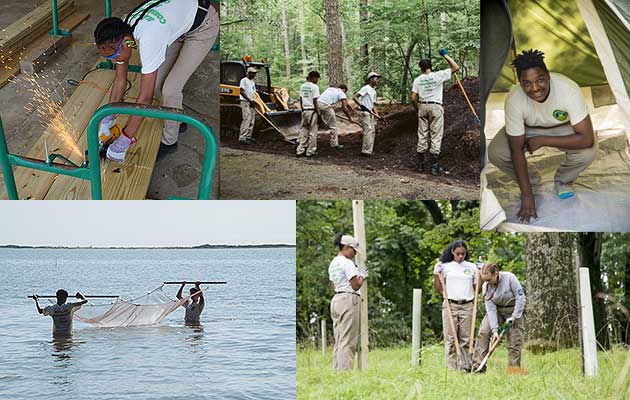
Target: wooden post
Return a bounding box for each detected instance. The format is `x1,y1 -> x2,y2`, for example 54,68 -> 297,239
578,267 -> 599,377
411,288 -> 422,366
352,199 -> 368,370
321,319 -> 327,355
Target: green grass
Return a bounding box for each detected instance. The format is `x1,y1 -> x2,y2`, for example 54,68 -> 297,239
297,344 -> 630,400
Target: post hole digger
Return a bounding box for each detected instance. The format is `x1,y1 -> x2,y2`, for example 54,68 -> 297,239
438,271 -> 473,371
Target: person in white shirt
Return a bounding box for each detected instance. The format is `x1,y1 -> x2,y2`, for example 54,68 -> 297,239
176,281 -> 205,324
328,233 -> 367,371
433,240 -> 479,370
296,71 -> 321,157
473,263 -> 526,372
33,289 -> 88,337
318,84 -> 355,149
487,49 -> 598,224
94,0 -> 219,163
411,49 -> 459,174
353,72 -> 384,156
238,67 -> 258,144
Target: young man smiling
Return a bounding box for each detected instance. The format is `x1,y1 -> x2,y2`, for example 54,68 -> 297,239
488,49 -> 598,224
94,0 -> 219,163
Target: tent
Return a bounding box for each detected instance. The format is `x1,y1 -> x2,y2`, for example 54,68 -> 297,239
480,0 -> 630,231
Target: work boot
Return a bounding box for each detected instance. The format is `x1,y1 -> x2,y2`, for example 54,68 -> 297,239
416,152 -> 427,172
179,123 -> 188,134
157,141 -> 178,161
430,154 -> 445,175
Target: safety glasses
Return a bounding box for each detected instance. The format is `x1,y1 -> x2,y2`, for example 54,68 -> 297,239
104,38 -> 124,60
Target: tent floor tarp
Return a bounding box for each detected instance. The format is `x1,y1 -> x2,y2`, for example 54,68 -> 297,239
482,132 -> 630,231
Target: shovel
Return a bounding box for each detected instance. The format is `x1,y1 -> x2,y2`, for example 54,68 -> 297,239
439,272 -> 473,371
474,320 -> 512,372
469,271 -> 481,355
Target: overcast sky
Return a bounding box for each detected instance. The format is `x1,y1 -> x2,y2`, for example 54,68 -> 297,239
0,201 -> 295,247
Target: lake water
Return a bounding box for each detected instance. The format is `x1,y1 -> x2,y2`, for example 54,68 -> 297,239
0,248 -> 296,400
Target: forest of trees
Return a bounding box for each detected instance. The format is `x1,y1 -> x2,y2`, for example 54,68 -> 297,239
296,201 -> 630,353
221,0 -> 480,102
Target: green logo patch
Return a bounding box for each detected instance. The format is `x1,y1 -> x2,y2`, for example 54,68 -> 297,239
553,110 -> 568,121
464,268 -> 473,276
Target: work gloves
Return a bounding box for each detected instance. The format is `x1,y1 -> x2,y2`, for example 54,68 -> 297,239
99,115 -> 116,139
506,316 -> 515,326
438,48 -> 448,56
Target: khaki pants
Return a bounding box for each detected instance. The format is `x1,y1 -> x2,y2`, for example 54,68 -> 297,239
154,7 -> 220,145
488,125 -> 598,185
417,103 -> 444,155
319,103 -> 339,147
473,305 -> 524,369
296,110 -> 318,156
359,111 -> 375,154
442,300 -> 473,370
330,293 -> 360,371
239,100 -> 255,141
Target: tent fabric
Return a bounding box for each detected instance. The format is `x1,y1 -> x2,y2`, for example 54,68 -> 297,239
73,286 -> 191,328
480,0 -> 630,231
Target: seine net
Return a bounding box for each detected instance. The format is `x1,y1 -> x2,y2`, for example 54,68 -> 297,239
72,285 -> 192,328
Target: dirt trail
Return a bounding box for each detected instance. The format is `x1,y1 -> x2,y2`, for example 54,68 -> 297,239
222,78 -> 481,186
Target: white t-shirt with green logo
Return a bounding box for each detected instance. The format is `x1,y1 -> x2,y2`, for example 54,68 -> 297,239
411,69 -> 452,103
328,255 -> 360,293
433,260 -> 478,301
300,82 -> 320,110
504,72 -> 589,136
126,0 -> 199,74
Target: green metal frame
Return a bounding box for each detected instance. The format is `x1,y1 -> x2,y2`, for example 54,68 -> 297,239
50,0 -> 70,37
0,103 -> 217,200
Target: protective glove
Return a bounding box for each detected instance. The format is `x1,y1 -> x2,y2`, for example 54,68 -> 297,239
359,265 -> 368,278
506,316 -> 515,326
438,48 -> 448,56
98,115 -> 116,140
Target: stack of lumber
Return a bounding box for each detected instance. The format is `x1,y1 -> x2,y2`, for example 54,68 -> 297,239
0,0 -> 89,87
0,52 -> 167,200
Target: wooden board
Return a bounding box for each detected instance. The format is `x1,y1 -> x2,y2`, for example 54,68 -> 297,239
20,12 -> 90,75
0,8 -> 82,89
0,0 -> 75,60
0,65 -> 115,199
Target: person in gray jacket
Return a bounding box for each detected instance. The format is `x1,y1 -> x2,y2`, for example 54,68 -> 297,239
473,262 -> 526,371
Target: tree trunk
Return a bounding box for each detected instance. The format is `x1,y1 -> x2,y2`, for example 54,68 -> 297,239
624,257 -> 630,345
525,233 -> 579,352
421,0 -> 431,56
325,0 -> 343,87
400,41 -> 416,103
359,0 -> 369,71
340,16 -> 351,84
577,233 -> 610,350
281,2 -> 291,80
420,200 -> 443,225
298,6 -> 307,77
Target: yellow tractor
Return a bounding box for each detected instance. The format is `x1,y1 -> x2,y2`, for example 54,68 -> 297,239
220,57 -> 302,141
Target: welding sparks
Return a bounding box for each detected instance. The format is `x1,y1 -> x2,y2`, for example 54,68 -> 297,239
15,73 -> 82,159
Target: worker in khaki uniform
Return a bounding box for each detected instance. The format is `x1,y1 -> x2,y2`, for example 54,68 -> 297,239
487,49 -> 598,224
318,84 -> 355,149
95,0 -> 219,163
433,240 -> 479,370
328,233 -> 367,371
473,263 -> 526,372
296,71 -> 321,157
411,49 -> 459,174
353,72 -> 384,156
238,67 -> 258,144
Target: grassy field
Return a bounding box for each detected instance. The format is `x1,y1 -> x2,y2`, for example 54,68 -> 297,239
297,344 -> 630,400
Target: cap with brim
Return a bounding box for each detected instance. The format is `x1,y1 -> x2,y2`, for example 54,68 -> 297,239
340,235 -> 359,251
367,72 -> 381,79
247,67 -> 258,73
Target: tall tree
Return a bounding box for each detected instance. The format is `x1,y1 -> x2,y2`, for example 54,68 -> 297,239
577,233 -> 610,350
325,0 -> 344,87
525,233 -> 578,350
299,6 -> 307,77
359,0 -> 369,71
281,2 -> 291,79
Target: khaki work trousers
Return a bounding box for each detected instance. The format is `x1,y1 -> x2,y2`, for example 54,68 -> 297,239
417,103 -> 444,155
473,305 -> 525,369
359,111 -> 375,154
154,8 -> 220,145
442,300 -> 474,370
239,100 -> 255,141
296,110 -> 319,156
330,293 -> 360,371
487,125 -> 598,185
319,103 -> 339,147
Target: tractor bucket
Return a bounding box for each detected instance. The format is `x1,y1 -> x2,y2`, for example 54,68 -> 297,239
263,109 -> 303,142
